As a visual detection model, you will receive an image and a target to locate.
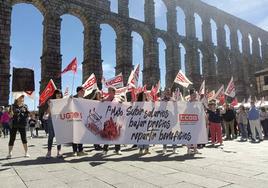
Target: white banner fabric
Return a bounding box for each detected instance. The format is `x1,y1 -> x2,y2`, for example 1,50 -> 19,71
50,98 -> 208,145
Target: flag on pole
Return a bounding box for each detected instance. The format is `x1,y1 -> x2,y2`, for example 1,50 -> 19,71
214,85 -> 224,100
61,57 -> 78,75
39,79 -> 57,106
207,90 -> 215,101
199,80 -> 205,95
82,73 -> 98,96
127,64 -> 140,88
103,73 -> 124,89
174,70 -> 193,88
225,77 -> 235,98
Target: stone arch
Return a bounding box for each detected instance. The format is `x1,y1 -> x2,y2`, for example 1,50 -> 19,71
176,6 -> 186,36
224,24 -> 231,48
10,0 -> 47,16
210,18 -> 217,46
194,13 -> 202,41
130,22 -> 153,44
60,14 -> 84,87
129,0 -> 145,21
155,0 -> 167,31
100,24 -> 117,78
198,48 -> 203,76
157,37 -> 167,87
179,43 -> 186,73
108,0 -> 118,13
132,31 -> 144,85
214,53 -> 218,75
258,37 -> 263,58
56,3 -> 89,30
237,29 -> 243,53
248,34 -> 253,54
10,2 -> 44,105
97,14 -> 128,37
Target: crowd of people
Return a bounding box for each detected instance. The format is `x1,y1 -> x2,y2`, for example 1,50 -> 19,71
1,87 -> 268,159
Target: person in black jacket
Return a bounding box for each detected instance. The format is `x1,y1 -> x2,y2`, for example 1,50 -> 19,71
72,86 -> 88,157
222,104 -> 236,140
207,102 -> 223,145
7,95 -> 30,158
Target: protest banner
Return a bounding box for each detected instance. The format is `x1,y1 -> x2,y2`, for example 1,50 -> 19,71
50,98 -> 208,145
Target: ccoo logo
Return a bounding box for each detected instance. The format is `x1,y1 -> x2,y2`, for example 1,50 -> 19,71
179,114 -> 199,122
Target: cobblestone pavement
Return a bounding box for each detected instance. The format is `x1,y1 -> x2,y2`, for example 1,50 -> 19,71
1,131 -> 268,188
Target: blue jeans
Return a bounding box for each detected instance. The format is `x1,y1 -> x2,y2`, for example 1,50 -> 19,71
239,123 -> 248,139
47,117 -> 61,151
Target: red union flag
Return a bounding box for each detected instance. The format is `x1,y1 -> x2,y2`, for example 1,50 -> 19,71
103,73 -> 124,89
39,79 -> 57,106
82,73 -> 98,96
61,57 -> 78,75
174,70 -> 193,88
127,64 -> 140,88
225,77 -> 235,98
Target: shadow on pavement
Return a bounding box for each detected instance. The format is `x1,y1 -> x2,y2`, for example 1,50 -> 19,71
2,152 -> 204,167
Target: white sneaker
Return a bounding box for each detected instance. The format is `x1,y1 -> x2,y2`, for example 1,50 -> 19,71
114,150 -> 122,155
6,154 -> 12,159
25,153 -> 30,158
172,148 -> 178,154
102,151 -> 108,156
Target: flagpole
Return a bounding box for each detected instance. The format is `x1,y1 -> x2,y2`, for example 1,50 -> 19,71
71,72 -> 76,96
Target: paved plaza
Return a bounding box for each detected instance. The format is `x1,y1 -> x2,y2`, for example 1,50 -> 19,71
1,131 -> 268,188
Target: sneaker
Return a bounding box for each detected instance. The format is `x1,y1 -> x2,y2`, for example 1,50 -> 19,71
144,149 -> 151,154
162,148 -> 167,154
114,150 -> 122,155
77,151 -> 88,156
25,153 -> 30,158
102,151 -> 108,156
172,148 -> 178,154
6,154 -> 12,159
57,153 -> 63,158
45,152 -> 51,159
71,152 -> 77,157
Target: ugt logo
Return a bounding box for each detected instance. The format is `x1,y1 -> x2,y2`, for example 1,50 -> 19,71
60,112 -> 82,121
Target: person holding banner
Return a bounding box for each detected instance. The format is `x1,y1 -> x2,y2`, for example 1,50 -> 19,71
137,92 -> 151,155
187,89 -> 200,155
102,87 -> 122,155
7,95 -> 30,159
72,86 -> 88,157
162,88 -> 178,154
92,90 -> 103,151
45,90 -> 63,159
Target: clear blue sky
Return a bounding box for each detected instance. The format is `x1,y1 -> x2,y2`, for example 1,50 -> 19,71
9,0 -> 268,110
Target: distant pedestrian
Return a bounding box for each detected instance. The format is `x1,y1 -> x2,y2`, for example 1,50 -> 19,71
260,107 -> 268,138
248,101 -> 263,142
237,105 -> 248,141
222,104 -> 236,140
1,107 -> 11,138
